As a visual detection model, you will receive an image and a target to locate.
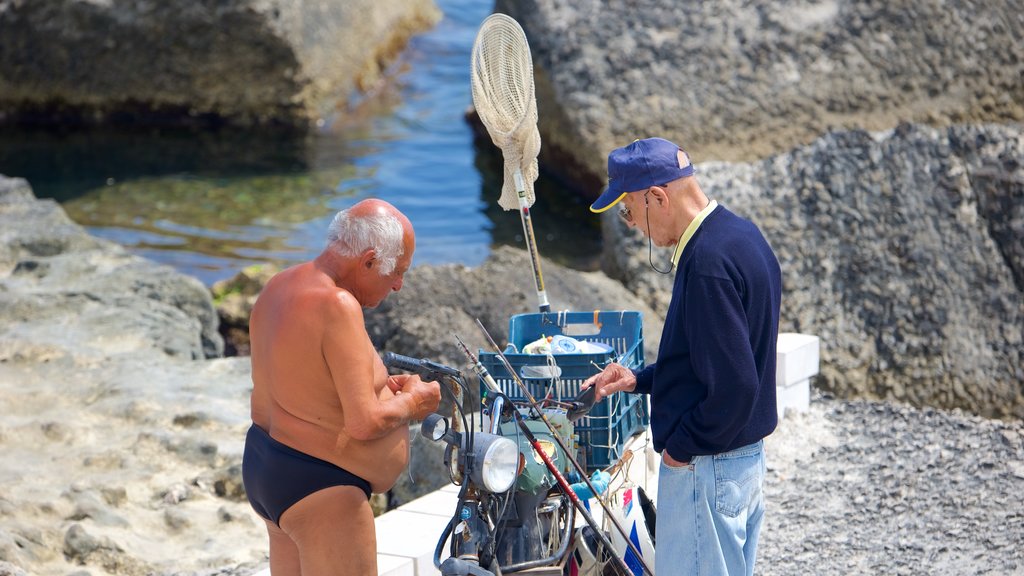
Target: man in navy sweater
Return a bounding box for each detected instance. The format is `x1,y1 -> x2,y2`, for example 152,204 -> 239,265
584,137 -> 782,576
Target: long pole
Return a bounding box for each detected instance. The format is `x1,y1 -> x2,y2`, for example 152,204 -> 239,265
474,320 -> 655,576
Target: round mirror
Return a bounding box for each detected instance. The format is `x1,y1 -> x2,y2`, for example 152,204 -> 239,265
421,413 -> 448,441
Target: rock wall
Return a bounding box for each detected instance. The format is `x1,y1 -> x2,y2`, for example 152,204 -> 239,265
0,0 -> 441,126
602,123 -> 1024,418
495,0 -> 1023,185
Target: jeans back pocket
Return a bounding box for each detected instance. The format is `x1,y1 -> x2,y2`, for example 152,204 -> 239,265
713,443 -> 764,518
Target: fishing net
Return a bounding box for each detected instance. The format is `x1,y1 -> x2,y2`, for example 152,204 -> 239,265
470,13 -> 541,210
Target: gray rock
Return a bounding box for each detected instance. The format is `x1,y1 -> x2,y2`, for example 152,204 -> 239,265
216,506 -> 239,524
99,487 -> 126,508
759,394 -> 1024,575
163,509 -> 191,532
389,423 -> 454,507
201,464 -> 246,503
0,0 -> 442,127
365,244 -> 663,367
497,0 -> 1023,176
62,524 -> 120,563
0,560 -> 28,576
0,175 -> 223,359
67,491 -> 129,528
0,525 -> 48,566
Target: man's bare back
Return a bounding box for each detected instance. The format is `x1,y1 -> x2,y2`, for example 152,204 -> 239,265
242,199 -> 440,575
250,262 -> 412,491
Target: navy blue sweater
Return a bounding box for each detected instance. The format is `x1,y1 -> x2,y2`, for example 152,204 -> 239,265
633,205 -> 782,461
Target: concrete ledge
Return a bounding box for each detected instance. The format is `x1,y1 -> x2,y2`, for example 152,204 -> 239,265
374,484 -> 460,575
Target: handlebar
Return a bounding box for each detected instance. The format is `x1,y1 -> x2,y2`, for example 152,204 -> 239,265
382,351 -> 463,382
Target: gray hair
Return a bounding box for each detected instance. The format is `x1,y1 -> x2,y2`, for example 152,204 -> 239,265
326,208 -> 405,274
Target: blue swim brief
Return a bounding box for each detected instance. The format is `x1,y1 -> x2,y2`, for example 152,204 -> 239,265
242,424 -> 372,526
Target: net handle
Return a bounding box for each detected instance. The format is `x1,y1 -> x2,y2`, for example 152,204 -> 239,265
513,168 -> 549,312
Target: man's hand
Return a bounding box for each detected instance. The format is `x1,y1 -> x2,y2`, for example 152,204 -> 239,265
386,375 -> 404,394
391,374 -> 441,419
662,451 -> 690,468
581,362 -> 636,400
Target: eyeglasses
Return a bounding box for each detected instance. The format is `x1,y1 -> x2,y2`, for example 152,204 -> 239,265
617,203 -> 635,224
617,187 -> 673,275
617,189 -> 657,224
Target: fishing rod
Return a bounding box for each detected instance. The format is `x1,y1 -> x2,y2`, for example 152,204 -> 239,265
472,321 -> 655,576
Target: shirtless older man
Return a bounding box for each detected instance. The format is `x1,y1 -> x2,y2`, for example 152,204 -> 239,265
242,199 -> 441,576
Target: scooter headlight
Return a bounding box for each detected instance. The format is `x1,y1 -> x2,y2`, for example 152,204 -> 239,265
471,434 -> 519,493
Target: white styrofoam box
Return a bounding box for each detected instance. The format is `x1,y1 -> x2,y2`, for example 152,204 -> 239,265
776,333 -> 820,387
777,377 -> 810,419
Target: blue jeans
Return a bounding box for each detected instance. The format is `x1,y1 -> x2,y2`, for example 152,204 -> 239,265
655,440 -> 766,576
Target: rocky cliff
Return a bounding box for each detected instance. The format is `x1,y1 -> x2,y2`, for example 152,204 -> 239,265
0,176 -> 222,359
496,0 -> 1023,182
0,176 -> 262,575
0,0 -> 441,126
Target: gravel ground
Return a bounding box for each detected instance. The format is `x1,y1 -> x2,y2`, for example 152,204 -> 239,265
760,392 -> 1024,576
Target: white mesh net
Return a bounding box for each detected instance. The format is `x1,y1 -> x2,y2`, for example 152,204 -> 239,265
470,13 -> 540,210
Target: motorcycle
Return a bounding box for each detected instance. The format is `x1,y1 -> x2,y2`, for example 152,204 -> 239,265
383,338 -> 657,576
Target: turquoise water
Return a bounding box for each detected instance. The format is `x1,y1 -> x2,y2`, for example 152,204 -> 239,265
0,0 -> 602,286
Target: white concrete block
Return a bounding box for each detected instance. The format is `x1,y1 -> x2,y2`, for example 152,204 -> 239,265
777,377 -> 810,419
375,509 -> 451,575
378,554 -> 417,576
396,486 -> 460,516
776,333 -> 820,387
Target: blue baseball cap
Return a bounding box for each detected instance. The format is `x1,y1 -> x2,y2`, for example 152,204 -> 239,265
590,137 -> 695,213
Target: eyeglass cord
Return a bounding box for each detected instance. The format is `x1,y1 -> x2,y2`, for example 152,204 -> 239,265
645,196 -> 673,275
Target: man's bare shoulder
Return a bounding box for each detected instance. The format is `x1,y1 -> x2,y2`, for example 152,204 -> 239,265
260,265 -> 360,318
294,275 -> 363,328
319,285 -> 362,319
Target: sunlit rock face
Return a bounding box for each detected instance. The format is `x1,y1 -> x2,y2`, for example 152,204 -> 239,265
497,0 -> 1023,187
0,0 -> 441,127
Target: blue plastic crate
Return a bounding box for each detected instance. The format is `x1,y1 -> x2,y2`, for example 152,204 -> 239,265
479,310 -> 649,471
